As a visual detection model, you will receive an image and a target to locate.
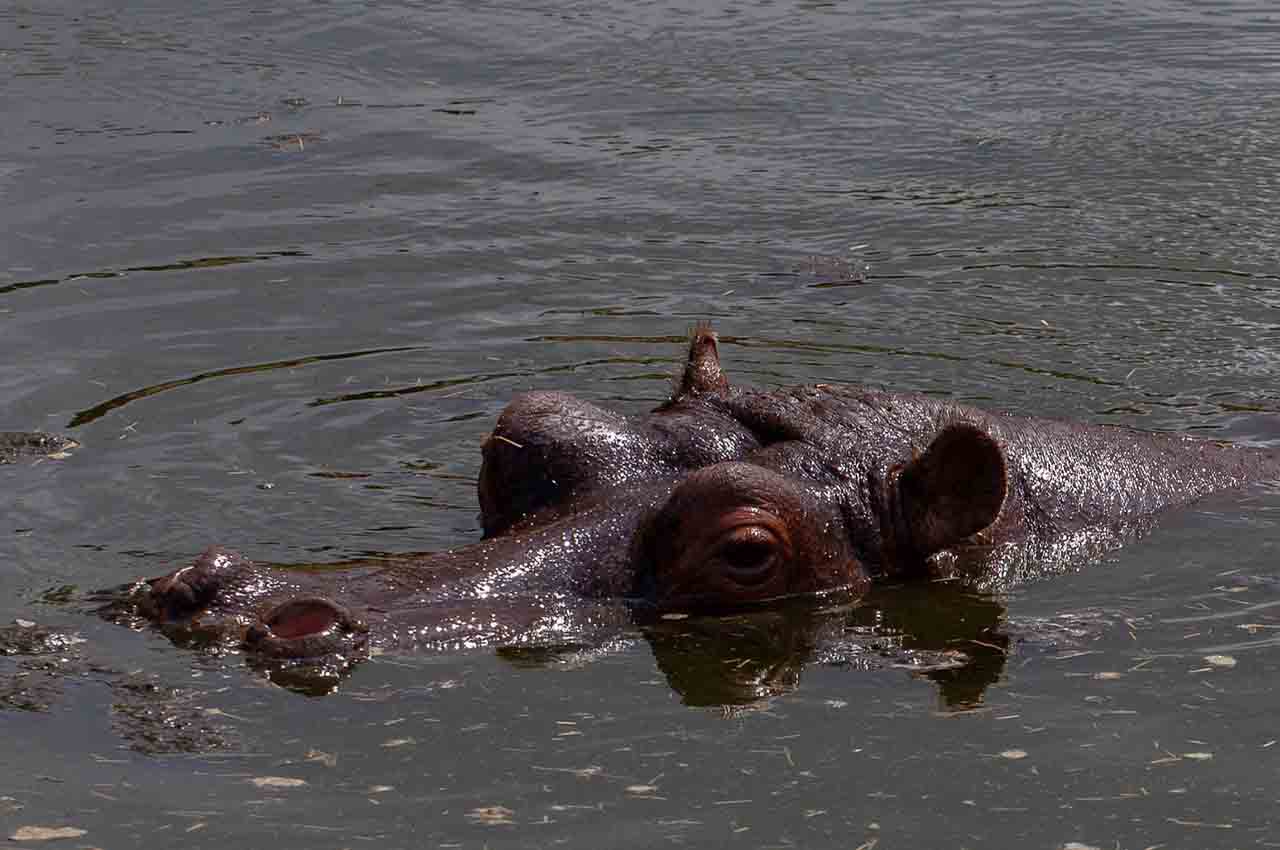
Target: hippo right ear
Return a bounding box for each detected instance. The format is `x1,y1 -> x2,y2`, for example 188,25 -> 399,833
885,422 -> 1007,570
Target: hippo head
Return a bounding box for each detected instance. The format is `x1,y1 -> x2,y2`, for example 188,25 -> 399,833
115,325 -> 1012,697
477,324 -> 1008,611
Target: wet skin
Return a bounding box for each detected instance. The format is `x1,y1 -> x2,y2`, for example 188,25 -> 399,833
117,326 -> 1280,691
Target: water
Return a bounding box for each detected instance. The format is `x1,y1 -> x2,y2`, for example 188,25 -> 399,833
4,1 -> 1280,846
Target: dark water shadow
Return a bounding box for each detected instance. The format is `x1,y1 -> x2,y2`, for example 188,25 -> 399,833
67,345 -> 426,427
963,259 -> 1280,282
309,355 -> 676,407
0,620 -> 243,753
639,582 -> 1009,711
68,347 -> 681,428
0,251 -> 306,298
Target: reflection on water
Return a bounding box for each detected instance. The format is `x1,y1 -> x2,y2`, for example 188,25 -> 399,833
642,583 -> 1008,711
99,563 -> 1013,710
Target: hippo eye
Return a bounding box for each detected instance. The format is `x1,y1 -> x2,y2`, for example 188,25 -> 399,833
713,524 -> 785,585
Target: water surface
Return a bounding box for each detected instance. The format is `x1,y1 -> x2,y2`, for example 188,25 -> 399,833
4,1 -> 1280,847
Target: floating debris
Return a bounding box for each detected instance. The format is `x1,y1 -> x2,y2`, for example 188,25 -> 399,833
9,826 -> 88,841
381,737 -> 415,748
250,776 -> 307,789
0,432 -> 79,464
467,805 -> 515,825
261,132 -> 325,151
794,253 -> 870,287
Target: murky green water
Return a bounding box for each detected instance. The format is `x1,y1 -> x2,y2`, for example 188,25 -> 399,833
4,2 -> 1280,847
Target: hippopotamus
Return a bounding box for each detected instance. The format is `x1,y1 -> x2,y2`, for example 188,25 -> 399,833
116,325 -> 1278,687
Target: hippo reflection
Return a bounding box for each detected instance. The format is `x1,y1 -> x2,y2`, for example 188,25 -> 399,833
637,582 -> 1010,710
113,325 -> 1279,699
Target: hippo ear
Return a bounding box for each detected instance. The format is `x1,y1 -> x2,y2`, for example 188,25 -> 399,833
670,322 -> 730,401
891,422 -> 1007,561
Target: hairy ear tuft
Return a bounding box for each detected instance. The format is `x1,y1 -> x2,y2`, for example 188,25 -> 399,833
666,321 -> 729,404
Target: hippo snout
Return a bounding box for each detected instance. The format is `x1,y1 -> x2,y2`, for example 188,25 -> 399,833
139,546 -> 255,621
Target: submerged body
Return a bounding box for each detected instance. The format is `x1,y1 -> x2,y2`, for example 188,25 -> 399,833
123,327 -> 1278,671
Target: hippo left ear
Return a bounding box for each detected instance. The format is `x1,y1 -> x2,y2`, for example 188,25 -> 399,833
669,322 -> 730,402
886,422 -> 1007,567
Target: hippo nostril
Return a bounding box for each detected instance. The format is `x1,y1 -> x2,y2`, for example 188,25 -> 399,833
244,597 -> 368,660
262,597 -> 351,639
